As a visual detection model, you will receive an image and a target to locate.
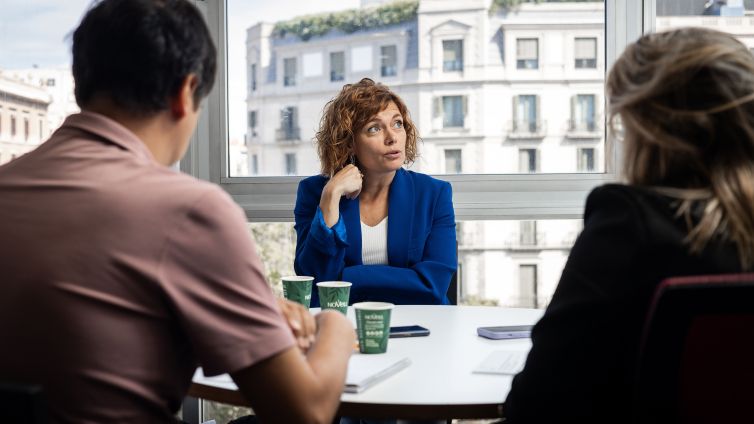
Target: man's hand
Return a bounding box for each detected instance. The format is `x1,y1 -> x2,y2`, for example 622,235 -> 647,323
276,298 -> 316,351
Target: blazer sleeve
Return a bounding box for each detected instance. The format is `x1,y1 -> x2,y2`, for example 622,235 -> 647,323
293,179 -> 349,282
343,181 -> 457,305
503,185 -> 651,423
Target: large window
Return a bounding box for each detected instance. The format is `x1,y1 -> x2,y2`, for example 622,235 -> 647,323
224,1 -> 607,178
0,0 -> 86,165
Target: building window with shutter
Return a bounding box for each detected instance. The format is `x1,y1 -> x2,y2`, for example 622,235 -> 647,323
575,37 -> 597,69
381,45 -> 397,77
518,148 -> 539,173
283,57 -> 297,87
516,38 -> 539,69
444,149 -> 462,174
442,96 -> 465,128
577,147 -> 595,172
11,116 -> 16,137
285,153 -> 297,175
442,40 -> 464,72
330,51 -> 345,82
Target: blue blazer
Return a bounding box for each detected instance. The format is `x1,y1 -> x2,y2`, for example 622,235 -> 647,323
294,168 -> 457,306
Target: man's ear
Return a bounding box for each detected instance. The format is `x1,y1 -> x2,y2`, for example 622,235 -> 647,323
170,74 -> 199,119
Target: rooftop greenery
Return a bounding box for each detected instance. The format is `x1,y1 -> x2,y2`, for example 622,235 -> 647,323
272,0 -> 419,41
491,0 -> 603,12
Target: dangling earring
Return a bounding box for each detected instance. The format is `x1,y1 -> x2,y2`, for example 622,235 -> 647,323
349,154 -> 356,166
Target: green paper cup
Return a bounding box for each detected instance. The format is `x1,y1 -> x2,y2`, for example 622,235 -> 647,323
316,281 -> 352,314
281,276 -> 314,308
354,302 -> 394,354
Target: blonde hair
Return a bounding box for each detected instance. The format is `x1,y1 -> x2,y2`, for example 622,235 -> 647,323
315,78 -> 418,177
607,27 -> 754,267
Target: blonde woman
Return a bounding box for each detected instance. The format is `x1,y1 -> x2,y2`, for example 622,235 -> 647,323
504,28 -> 754,423
294,78 -> 457,308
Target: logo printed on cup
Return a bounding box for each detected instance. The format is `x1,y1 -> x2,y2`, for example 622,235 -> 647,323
281,276 -> 314,308
354,302 -> 394,354
317,281 -> 352,315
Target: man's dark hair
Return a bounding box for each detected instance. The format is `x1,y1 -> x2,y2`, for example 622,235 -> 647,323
72,0 -> 217,114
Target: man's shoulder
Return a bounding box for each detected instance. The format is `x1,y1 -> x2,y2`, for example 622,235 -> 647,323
142,169 -> 236,213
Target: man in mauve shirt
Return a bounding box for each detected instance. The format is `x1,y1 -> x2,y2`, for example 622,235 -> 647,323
0,0 -> 355,422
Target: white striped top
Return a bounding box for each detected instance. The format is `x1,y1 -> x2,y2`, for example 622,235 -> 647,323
361,217 -> 389,265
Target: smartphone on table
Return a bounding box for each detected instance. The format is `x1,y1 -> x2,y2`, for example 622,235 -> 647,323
389,325 -> 430,338
477,325 -> 533,340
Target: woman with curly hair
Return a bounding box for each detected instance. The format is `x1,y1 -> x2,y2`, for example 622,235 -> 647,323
504,27 -> 754,423
294,78 -> 457,307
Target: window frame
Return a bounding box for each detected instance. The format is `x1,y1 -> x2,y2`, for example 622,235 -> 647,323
183,0 -> 650,223
442,39 -> 464,72
380,45 -> 398,77
574,37 -> 599,69
330,51 -> 345,82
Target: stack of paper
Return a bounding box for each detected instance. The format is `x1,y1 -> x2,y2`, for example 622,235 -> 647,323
344,355 -> 411,393
472,350 -> 528,375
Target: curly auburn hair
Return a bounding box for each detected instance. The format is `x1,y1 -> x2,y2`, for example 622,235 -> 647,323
315,78 -> 418,176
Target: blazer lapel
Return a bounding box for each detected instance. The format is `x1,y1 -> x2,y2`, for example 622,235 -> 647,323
341,196 -> 362,265
387,168 -> 414,267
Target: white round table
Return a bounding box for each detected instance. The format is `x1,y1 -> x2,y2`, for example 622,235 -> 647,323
189,305 -> 543,420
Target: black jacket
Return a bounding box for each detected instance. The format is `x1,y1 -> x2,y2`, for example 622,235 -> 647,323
504,184 -> 743,423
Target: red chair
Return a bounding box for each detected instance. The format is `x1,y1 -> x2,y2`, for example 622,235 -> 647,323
0,381 -> 47,424
634,274 -> 754,424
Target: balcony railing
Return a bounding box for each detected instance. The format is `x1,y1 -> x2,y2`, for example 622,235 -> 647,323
507,120 -> 546,139
443,60 -> 464,72
566,118 -> 603,139
276,127 -> 301,142
381,65 -> 397,77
